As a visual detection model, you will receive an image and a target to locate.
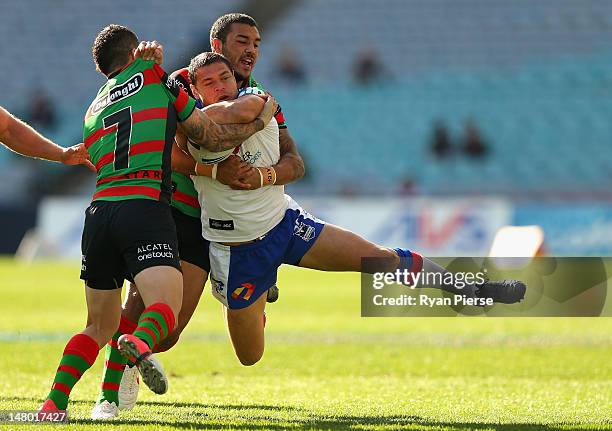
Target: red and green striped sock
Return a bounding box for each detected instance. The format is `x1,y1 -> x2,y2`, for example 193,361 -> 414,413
133,303 -> 175,351
97,315 -> 137,405
46,333 -> 100,410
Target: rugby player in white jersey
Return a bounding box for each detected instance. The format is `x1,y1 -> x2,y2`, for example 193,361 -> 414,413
178,52 -> 527,366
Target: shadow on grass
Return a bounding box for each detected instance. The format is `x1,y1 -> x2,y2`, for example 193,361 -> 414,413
2,397 -> 602,430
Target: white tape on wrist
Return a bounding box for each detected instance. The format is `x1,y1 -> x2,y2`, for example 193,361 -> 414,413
257,168 -> 264,188
212,163 -> 218,180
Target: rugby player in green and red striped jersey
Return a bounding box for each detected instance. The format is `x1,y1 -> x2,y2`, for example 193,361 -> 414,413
92,15 -> 305,417
90,69 -> 218,417
90,66 -> 260,418
38,24 -> 277,418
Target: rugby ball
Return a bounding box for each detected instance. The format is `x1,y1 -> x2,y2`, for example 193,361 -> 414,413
187,87 -> 266,164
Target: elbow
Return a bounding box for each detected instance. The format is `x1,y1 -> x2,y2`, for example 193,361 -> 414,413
293,156 -> 305,180
296,160 -> 305,180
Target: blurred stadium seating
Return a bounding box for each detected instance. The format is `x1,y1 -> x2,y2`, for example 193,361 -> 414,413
251,0 -> 612,195
2,0 -> 612,198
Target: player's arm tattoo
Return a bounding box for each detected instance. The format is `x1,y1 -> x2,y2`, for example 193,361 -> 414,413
203,95 -> 264,124
272,128 -> 305,185
180,96 -> 277,152
179,109 -> 264,152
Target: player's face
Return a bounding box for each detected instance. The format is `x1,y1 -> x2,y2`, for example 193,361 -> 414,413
218,23 -> 260,81
191,62 -> 239,105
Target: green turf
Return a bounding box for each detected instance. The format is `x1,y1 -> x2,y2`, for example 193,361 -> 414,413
0,259 -> 610,430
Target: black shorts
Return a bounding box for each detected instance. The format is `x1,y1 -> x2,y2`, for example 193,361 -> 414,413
80,199 -> 181,290
172,207 -> 210,272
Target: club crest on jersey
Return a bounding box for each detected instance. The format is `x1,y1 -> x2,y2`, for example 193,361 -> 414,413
232,283 -> 255,301
92,73 -> 144,114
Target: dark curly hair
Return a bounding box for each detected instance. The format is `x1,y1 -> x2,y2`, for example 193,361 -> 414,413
92,24 -> 138,76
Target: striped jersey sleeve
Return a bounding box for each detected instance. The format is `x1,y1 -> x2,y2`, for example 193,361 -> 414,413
244,76 -> 287,129
153,64 -> 196,122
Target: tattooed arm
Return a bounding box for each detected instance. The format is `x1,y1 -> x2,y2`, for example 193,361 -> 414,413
178,96 -> 277,153
202,95 -> 267,124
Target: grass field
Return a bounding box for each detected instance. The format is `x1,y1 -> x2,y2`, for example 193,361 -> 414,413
0,259 -> 610,430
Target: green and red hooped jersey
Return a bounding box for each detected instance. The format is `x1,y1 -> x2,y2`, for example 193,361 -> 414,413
83,58 -> 196,204
169,68 -> 201,218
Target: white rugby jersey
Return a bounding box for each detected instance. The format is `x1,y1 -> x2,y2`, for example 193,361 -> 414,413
190,118 -> 288,242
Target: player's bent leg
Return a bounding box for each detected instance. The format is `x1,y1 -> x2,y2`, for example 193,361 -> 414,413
134,265 -> 183,319
155,261 -> 207,353
225,292 -> 267,366
110,265 -> 205,413
42,286 -> 120,414
117,266 -> 182,395
298,223 -> 399,272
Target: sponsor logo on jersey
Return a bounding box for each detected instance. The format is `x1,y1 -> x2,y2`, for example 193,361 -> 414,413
209,218 -> 235,230
294,221 -> 316,242
232,283 -> 255,300
92,73 -> 144,114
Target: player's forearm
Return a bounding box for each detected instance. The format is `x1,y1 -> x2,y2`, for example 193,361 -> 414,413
180,109 -> 264,152
0,107 -> 64,162
273,129 -> 304,185
271,153 -> 305,185
203,96 -> 264,124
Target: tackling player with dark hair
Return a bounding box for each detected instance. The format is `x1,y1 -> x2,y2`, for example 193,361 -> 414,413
38,24 -> 277,419
91,15 -> 302,416
209,13 -> 305,184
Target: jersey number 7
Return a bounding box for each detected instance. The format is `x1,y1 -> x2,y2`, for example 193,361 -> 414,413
103,106 -> 132,170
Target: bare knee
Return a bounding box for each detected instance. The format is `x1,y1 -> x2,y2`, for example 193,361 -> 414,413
236,349 -> 263,366
87,315 -> 120,346
154,327 -> 182,353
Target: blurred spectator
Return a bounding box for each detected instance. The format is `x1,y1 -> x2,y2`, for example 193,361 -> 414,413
277,45 -> 306,86
27,89 -> 57,130
352,47 -> 388,86
430,120 -> 453,159
462,119 -> 488,158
